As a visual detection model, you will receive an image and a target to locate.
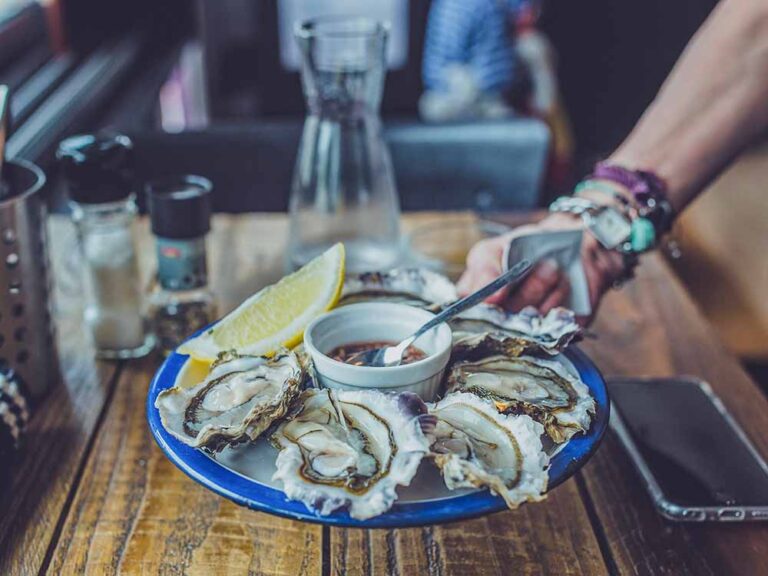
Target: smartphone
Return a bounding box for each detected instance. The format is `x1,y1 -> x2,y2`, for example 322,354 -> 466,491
609,376 -> 768,521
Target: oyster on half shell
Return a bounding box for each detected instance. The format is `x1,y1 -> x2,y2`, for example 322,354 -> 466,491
155,349 -> 303,451
447,354 -> 595,443
450,305 -> 581,360
339,268 -> 457,309
426,392 -> 549,509
271,388 -> 430,520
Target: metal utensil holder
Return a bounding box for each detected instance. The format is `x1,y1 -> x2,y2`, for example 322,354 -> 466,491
0,159 -> 58,400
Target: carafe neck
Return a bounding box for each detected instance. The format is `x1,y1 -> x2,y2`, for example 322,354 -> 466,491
302,68 -> 383,120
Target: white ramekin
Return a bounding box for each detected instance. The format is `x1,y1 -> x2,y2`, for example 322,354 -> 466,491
303,302 -> 453,400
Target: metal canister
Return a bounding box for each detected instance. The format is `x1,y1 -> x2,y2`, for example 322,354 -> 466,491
0,159 -> 58,400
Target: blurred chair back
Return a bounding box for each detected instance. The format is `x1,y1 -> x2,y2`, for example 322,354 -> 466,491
389,119 -> 549,210
124,119 -> 550,213
131,124 -> 301,212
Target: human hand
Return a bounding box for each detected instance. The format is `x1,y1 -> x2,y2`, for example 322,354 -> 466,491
456,213 -> 627,325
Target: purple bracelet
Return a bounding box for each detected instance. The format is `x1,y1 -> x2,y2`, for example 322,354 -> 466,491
592,162 -> 674,232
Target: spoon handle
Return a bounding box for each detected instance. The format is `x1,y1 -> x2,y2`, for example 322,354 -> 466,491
411,259 -> 533,341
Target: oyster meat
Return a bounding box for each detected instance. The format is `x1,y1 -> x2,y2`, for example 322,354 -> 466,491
156,349 -> 303,451
427,392 -> 549,509
450,305 -> 581,359
271,388 -> 430,520
447,354 -> 595,443
339,268 -> 457,309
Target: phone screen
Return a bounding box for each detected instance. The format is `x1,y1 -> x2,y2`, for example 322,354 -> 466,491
610,378 -> 768,507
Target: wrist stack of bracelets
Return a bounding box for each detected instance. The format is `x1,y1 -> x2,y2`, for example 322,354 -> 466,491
548,162 -> 675,285
553,162 -> 675,251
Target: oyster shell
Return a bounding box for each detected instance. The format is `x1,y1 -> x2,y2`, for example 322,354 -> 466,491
450,305 -> 581,359
339,268 -> 457,309
447,354 -> 595,443
427,392 -> 548,508
155,349 -> 303,451
291,343 -> 316,387
271,388 -> 430,520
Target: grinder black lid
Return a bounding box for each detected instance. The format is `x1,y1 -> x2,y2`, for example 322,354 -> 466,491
146,175 -> 212,239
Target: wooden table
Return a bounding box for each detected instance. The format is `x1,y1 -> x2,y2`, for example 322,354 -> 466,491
2,212 -> 768,575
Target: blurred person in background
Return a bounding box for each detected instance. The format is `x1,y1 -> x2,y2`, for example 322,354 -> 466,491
458,0 -> 768,324
420,0 -> 574,187
420,0 -> 528,121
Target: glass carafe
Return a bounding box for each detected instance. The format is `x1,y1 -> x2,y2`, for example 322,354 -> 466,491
287,17 -> 401,273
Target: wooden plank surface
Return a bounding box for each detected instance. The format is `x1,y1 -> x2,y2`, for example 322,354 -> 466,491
0,220 -> 119,576
48,356 -> 322,576
330,480 -> 607,576
581,256 -> 768,575
48,212 -> 608,576
8,212 -> 768,575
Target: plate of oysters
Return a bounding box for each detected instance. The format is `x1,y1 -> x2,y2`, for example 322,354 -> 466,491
148,252 -> 608,528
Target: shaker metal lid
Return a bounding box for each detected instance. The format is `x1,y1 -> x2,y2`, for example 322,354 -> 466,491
146,175 -> 212,239
56,133 -> 134,204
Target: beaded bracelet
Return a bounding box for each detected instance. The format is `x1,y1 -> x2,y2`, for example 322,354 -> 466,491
592,162 -> 674,234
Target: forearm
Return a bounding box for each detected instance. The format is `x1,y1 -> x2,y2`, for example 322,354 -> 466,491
609,0 -> 768,212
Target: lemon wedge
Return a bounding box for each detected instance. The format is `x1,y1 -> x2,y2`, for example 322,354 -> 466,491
178,243 -> 345,361
175,357 -> 214,388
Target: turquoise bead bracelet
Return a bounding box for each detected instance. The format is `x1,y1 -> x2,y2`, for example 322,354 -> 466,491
630,217 -> 656,252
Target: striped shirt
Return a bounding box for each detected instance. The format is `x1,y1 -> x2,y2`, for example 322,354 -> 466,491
422,0 -> 522,93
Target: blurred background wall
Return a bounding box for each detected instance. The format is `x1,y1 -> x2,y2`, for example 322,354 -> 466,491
192,0 -> 718,167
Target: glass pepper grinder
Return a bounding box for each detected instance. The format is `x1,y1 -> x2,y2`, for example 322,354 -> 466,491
146,176 -> 216,355
57,134 -> 154,359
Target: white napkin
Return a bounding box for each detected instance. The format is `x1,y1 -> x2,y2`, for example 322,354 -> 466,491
501,227 -> 591,316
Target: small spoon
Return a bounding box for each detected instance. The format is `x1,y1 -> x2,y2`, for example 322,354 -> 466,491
347,259 -> 533,368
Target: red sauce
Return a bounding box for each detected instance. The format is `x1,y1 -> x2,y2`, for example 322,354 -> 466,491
328,340 -> 428,366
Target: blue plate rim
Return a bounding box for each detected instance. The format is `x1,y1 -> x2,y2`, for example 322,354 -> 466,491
146,345 -> 609,528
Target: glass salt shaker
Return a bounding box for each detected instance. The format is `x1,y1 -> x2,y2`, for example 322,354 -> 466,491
146,176 -> 216,355
57,134 -> 154,359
